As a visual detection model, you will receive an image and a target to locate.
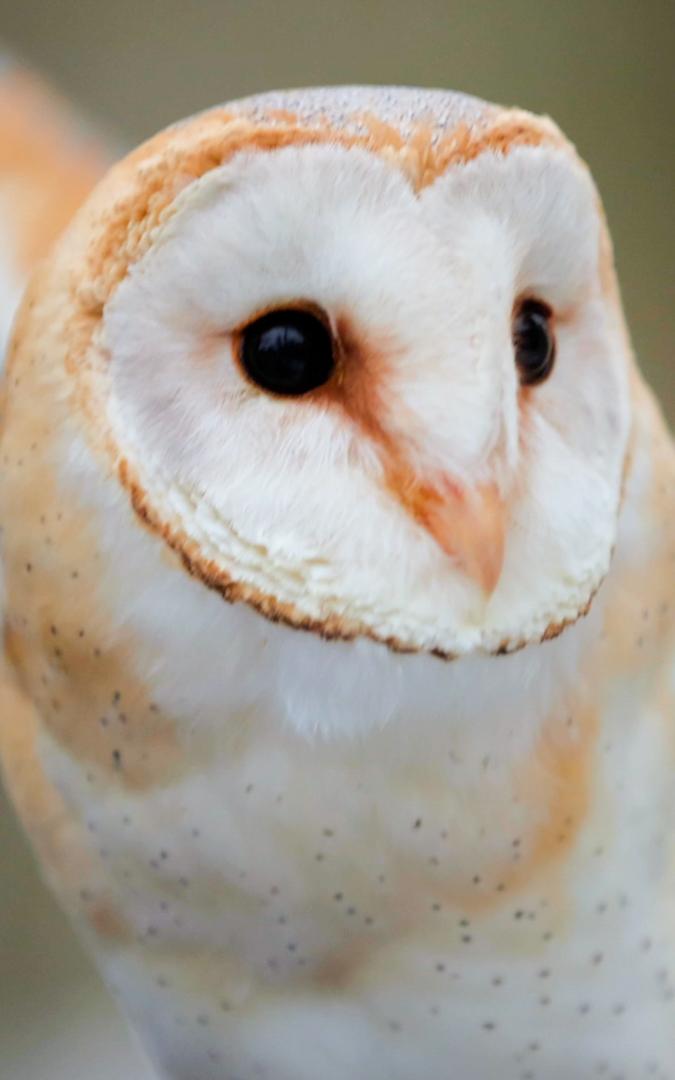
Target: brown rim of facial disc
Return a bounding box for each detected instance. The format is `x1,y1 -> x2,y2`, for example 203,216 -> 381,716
61,104 -> 620,661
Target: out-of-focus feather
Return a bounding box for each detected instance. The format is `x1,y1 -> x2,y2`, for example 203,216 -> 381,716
0,59 -> 108,364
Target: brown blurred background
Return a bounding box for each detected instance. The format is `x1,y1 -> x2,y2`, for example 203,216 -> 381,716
1,1 -> 673,1077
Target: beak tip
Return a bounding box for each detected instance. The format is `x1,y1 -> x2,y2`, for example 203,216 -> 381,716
383,451 -> 506,599
455,540 -> 504,601
415,481 -> 506,599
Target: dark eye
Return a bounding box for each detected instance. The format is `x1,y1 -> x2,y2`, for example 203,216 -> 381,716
512,299 -> 556,386
239,308 -> 335,396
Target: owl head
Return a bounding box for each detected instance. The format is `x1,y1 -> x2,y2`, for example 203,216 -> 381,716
39,87 -> 632,658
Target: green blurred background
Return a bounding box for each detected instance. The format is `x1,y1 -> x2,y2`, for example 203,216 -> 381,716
1,1 -> 673,1077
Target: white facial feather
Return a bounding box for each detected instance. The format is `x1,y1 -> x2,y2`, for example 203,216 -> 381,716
101,139 -> 629,656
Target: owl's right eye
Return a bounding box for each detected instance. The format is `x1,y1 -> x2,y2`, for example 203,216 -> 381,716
239,308 -> 336,396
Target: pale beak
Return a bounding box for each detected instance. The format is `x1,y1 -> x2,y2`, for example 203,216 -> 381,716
416,479 -> 505,597
388,464 -> 506,598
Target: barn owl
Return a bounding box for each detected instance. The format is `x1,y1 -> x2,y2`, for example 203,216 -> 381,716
0,85 -> 674,1080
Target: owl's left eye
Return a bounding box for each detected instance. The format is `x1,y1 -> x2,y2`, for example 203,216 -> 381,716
239,308 -> 336,396
512,299 -> 556,386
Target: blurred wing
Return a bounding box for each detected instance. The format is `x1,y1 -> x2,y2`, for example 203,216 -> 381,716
0,58 -> 109,365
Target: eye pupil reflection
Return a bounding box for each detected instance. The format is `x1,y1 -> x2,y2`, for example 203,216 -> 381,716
513,299 -> 556,386
240,308 -> 335,396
